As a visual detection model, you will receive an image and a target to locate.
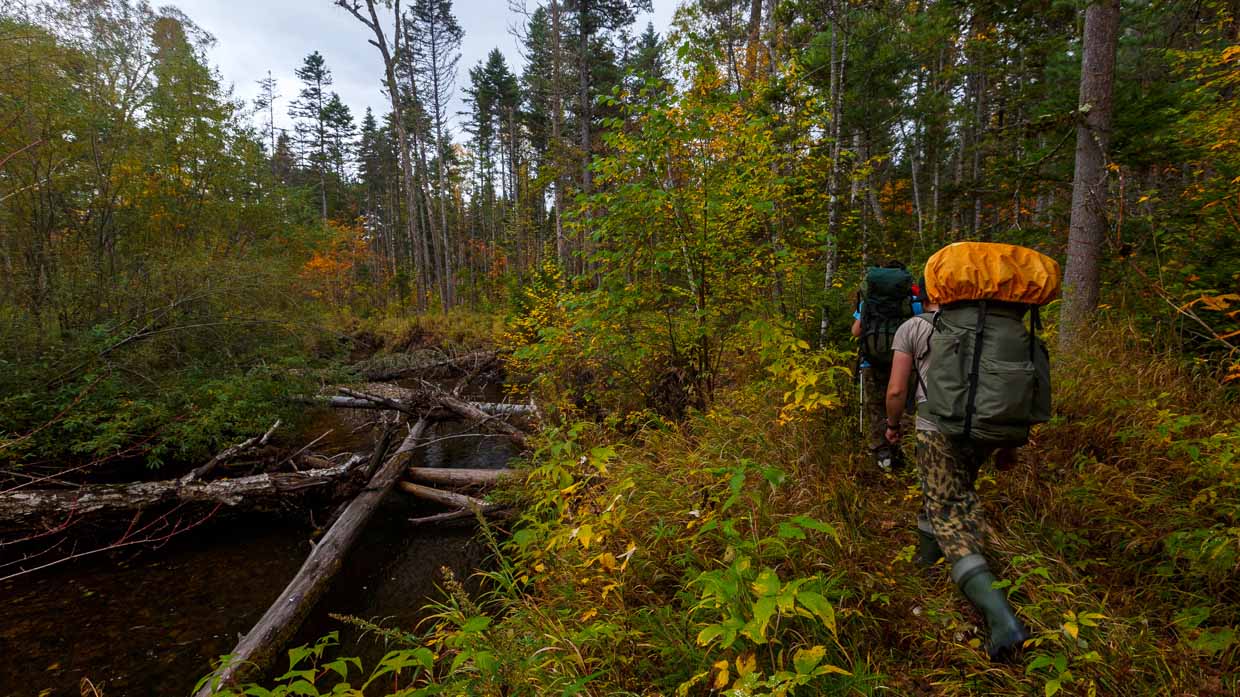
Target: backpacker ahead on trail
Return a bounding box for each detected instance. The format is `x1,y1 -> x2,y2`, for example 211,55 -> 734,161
922,242 -> 1062,446
858,266 -> 918,369
854,263 -> 923,471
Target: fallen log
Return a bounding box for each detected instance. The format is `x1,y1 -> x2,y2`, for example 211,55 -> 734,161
406,467 -> 514,488
407,504 -> 512,527
323,394 -> 532,416
0,455 -> 364,532
397,481 -> 489,509
194,419 -> 429,695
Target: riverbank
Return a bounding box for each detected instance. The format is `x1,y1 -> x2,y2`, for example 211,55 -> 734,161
0,311 -> 518,695
229,321 -> 1239,696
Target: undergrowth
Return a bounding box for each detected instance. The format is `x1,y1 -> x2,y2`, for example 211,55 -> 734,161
212,320 -> 1239,696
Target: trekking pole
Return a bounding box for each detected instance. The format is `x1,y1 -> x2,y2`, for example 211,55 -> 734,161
858,368 -> 865,435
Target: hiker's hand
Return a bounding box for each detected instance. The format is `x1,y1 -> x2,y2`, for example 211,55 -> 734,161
885,425 -> 901,445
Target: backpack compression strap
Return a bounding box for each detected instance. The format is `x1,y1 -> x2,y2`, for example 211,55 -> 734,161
962,301 -> 988,439
1029,305 -> 1041,360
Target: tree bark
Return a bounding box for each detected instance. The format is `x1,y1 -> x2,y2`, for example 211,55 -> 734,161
194,419 -> 429,694
1061,0 -> 1120,348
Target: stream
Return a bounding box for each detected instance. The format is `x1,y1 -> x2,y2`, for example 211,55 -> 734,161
0,382 -> 518,697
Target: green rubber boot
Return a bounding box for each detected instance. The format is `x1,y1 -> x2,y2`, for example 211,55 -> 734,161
951,554 -> 1030,661
914,525 -> 944,568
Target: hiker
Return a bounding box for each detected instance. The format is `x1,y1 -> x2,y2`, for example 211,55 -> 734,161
884,242 -> 1061,661
851,260 -> 921,471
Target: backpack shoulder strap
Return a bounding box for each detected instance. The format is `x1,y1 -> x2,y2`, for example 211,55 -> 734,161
912,312 -> 936,400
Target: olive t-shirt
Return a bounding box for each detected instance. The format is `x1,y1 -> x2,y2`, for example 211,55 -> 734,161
892,313 -> 938,432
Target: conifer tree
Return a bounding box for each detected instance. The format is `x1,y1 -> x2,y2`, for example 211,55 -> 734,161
289,51 -> 333,221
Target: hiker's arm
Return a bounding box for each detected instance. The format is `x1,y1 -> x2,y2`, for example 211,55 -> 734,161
850,318 -> 862,337
885,351 -> 913,442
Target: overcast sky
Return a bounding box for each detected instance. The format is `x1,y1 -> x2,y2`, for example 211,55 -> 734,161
171,0 -> 680,136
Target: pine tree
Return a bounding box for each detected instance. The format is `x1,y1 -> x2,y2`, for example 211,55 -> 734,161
627,21 -> 666,85
323,92 -> 355,184
289,51 -> 333,221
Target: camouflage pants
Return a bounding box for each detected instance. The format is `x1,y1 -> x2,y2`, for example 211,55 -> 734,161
861,366 -> 910,465
862,365 -> 892,454
915,429 -> 996,563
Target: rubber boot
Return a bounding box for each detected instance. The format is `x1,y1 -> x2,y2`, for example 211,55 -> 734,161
951,554 -> 1030,661
914,525 -> 944,568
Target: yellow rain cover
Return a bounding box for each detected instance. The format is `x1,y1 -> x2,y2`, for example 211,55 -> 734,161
925,242 -> 1061,306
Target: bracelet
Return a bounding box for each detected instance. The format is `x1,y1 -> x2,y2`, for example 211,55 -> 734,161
885,419 -> 900,430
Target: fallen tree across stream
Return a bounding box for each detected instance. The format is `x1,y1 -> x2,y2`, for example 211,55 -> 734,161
194,418 -> 431,695
331,386 -> 531,449
323,395 -> 532,416
0,454 -> 365,533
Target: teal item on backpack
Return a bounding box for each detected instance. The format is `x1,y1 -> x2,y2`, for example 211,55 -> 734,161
924,301 -> 1051,446
859,267 -> 914,368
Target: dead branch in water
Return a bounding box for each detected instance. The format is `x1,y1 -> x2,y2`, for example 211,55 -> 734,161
397,481 -> 489,509
407,504 -> 513,527
180,420 -> 282,484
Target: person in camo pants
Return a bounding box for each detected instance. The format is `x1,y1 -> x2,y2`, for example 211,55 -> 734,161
883,303 -> 1030,661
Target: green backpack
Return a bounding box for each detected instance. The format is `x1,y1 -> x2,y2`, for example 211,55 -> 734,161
923,301 -> 1051,446
859,267 -> 914,369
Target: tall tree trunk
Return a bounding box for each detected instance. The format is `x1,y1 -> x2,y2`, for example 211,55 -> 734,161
820,14 -> 847,347
577,0 -> 592,277
336,0 -> 426,309
551,0 -> 568,271
1061,0 -> 1120,348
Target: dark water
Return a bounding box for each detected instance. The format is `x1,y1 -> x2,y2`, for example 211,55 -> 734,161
0,385 -> 519,697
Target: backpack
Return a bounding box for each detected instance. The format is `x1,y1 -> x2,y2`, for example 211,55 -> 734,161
859,267 -> 914,369
921,243 -> 1061,447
